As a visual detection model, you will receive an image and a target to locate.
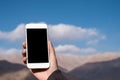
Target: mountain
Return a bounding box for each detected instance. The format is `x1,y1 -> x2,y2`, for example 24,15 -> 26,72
69,57 -> 120,80
0,54 -> 23,64
0,60 -> 80,80
0,60 -> 25,75
57,52 -> 120,71
0,52 -> 120,80
0,60 -> 38,80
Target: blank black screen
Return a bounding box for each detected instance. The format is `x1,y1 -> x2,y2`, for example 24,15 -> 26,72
27,29 -> 48,63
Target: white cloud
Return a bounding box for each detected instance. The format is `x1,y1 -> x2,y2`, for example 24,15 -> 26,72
48,24 -> 98,41
0,24 -> 25,41
0,23 -> 105,45
87,35 -> 106,45
48,24 -> 106,45
55,44 -> 97,55
0,23 -> 106,56
0,48 -> 21,55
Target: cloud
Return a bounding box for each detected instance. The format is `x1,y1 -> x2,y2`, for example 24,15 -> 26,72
48,24 -> 97,40
48,24 -> 106,45
0,22 -> 109,56
0,24 -> 25,41
0,48 -> 21,55
0,23 -> 105,45
55,44 -> 97,55
87,35 -> 106,45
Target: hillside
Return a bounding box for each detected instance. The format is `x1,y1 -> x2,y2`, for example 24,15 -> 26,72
0,60 -> 38,80
69,57 -> 120,80
0,52 -> 120,80
0,60 -> 80,80
57,52 -> 120,71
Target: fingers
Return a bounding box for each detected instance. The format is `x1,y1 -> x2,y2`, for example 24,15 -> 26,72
22,49 -> 27,64
22,41 -> 27,64
23,57 -> 27,64
22,49 -> 26,57
22,42 -> 26,49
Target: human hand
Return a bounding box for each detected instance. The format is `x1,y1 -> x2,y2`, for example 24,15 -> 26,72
22,41 -> 58,80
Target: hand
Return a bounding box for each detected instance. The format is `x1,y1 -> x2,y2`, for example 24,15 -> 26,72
22,41 -> 58,80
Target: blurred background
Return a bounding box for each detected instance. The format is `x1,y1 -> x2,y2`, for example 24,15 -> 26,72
0,0 -> 120,80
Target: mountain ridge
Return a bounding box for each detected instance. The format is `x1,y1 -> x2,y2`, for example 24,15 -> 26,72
69,57 -> 120,80
0,52 -> 120,80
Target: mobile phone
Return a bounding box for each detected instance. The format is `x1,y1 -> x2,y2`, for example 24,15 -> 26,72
25,23 -> 49,69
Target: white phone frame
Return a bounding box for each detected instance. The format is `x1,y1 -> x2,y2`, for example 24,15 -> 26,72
25,23 -> 49,69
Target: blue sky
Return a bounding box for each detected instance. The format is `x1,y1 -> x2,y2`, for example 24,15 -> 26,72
0,0 -> 120,55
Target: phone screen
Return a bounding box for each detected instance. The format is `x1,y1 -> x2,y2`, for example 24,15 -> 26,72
27,28 -> 48,63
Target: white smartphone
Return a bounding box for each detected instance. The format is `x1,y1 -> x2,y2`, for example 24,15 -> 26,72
25,23 -> 49,69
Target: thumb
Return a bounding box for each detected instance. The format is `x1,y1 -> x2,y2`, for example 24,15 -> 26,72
48,41 -> 58,68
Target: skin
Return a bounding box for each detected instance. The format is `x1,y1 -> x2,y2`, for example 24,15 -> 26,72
22,41 -> 58,80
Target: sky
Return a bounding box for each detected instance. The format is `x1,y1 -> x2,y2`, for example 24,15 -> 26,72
0,0 -> 120,56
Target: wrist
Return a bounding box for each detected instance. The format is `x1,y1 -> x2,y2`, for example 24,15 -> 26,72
47,69 -> 67,80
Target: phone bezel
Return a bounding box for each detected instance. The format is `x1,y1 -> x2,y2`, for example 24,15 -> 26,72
25,23 -> 49,69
